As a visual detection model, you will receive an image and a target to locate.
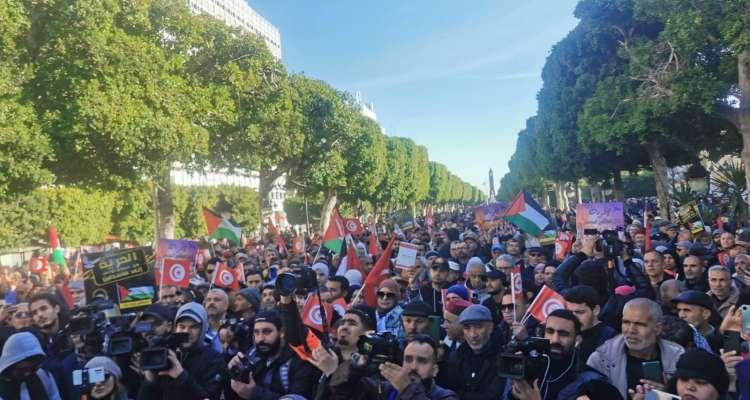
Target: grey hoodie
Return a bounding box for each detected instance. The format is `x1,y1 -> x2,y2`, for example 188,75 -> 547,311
175,302 -> 209,348
0,332 -> 61,400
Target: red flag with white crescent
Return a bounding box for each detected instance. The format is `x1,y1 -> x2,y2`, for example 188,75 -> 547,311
156,258 -> 192,288
302,294 -> 333,333
211,262 -> 239,290
344,218 -> 363,235
527,286 -> 566,322
510,266 -> 524,301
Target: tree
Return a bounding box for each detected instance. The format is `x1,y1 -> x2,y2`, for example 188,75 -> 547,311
26,0 -> 211,239
0,0 -> 52,200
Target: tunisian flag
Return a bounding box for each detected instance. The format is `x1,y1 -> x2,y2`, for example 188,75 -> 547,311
527,286 -> 566,322
211,262 -> 240,291
301,294 -> 333,333
362,236 -> 397,308
156,258 -> 192,288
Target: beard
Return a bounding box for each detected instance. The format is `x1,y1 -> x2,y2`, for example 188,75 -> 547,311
256,339 -> 281,356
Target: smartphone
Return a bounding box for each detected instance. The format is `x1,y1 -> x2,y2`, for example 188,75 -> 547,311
426,315 -> 441,342
583,228 -> 598,236
741,305 -> 750,337
642,361 -> 664,383
72,367 -> 105,387
724,331 -> 743,355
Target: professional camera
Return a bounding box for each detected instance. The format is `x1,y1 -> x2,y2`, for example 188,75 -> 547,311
140,332 -> 190,371
221,317 -> 253,352
596,230 -> 625,259
229,353 -> 259,383
497,337 -> 551,382
67,298 -> 114,336
357,332 -> 400,365
275,267 -> 318,296
102,315 -> 152,356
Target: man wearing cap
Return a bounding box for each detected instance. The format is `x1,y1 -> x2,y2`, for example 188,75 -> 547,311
0,332 -> 61,399
675,241 -> 692,260
672,290 -> 722,353
437,304 -> 507,399
400,301 -> 432,342
418,257 -> 450,316
228,309 -> 318,400
138,302 -> 227,400
481,269 -> 508,325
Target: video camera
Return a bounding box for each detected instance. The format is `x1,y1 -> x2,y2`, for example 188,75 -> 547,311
139,332 -> 190,371
275,267 -> 318,296
221,317 -> 252,351
497,337 -> 551,382
357,332 -> 400,366
229,353 -> 259,383
596,230 -> 625,259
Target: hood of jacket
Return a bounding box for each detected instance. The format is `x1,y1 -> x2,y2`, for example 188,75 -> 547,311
175,302 -> 209,348
0,332 -> 45,375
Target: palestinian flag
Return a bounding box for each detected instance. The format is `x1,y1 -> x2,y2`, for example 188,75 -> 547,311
502,191 -> 550,236
202,208 -> 241,245
48,225 -> 66,267
322,209 -> 346,253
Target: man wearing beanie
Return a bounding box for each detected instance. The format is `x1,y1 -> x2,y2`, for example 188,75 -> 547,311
137,302 -> 227,400
375,278 -> 404,336
442,299 -> 472,354
234,287 -> 261,321
658,349 -> 729,400
0,331 -> 61,399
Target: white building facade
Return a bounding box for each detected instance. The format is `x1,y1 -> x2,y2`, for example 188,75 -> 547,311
174,1 -> 288,229
188,0 -> 282,59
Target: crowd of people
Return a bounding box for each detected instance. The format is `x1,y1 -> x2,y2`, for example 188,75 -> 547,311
1,205 -> 750,400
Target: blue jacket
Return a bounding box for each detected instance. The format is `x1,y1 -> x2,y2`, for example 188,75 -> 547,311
737,358 -> 750,399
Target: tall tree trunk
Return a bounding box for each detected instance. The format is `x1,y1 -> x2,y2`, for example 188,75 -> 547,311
258,169 -> 284,236
320,191 -> 338,233
573,180 -> 581,206
612,171 -> 624,202
739,50 -> 750,211
554,181 -> 565,210
589,181 -> 599,202
645,139 -> 672,220
153,171 -> 175,240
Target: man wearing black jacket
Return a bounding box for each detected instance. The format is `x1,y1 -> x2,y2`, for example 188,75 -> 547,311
137,302 -> 227,400
563,285 -> 616,365
227,309 -> 318,400
437,305 -> 507,400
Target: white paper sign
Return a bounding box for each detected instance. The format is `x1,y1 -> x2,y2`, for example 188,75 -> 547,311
395,242 -> 418,269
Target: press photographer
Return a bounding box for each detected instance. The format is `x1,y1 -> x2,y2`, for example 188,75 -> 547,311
226,308 -> 318,400
136,302 -> 226,400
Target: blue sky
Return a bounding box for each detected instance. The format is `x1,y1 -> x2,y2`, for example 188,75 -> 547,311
251,0 -> 580,194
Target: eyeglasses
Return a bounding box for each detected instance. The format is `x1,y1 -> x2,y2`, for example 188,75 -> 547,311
13,312 -> 30,318
376,291 -> 396,299
500,304 -> 514,311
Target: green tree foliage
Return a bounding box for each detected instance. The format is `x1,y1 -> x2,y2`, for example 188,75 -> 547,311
0,0 -> 52,200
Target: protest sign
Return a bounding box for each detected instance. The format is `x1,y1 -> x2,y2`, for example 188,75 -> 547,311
677,201 -> 705,234
575,202 -> 624,234
81,247 -> 155,311
474,202 -> 508,226
395,241 -> 418,269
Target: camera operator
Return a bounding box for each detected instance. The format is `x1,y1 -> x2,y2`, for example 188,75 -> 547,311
316,334 -> 458,400
227,309 -> 318,400
436,304 -> 507,399
508,309 -> 607,400
0,331 -> 61,399
137,302 -> 227,400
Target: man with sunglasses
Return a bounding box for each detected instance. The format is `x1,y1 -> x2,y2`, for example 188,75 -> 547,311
0,332 -> 61,399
